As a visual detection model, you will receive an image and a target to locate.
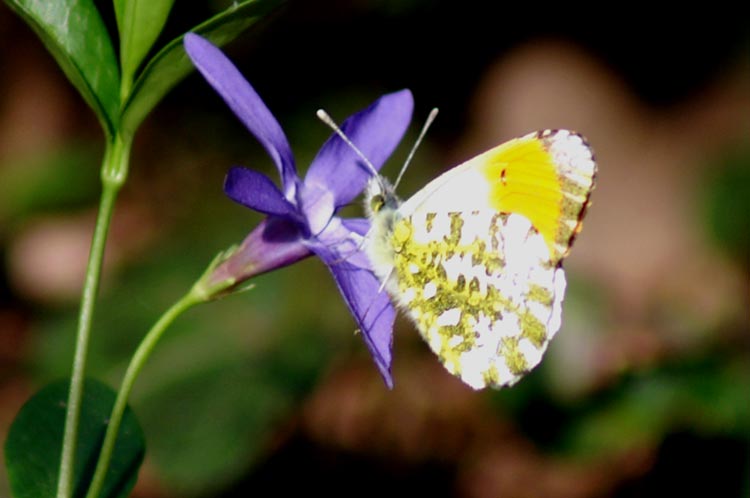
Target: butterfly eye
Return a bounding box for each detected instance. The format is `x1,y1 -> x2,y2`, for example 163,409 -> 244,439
370,194 -> 385,213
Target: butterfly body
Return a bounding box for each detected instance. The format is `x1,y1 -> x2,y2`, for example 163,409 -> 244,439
365,129 -> 596,389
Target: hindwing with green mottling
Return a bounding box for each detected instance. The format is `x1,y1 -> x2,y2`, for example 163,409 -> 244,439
385,210 -> 565,389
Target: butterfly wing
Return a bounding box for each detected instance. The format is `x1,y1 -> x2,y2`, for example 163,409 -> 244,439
387,209 -> 566,388
399,129 -> 596,264
385,129 -> 595,389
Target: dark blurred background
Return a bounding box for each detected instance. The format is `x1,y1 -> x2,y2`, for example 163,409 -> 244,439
1,1 -> 748,497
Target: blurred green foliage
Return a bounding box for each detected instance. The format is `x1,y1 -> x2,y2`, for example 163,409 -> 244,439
702,143 -> 750,265
0,145 -> 100,223
561,354 -> 750,456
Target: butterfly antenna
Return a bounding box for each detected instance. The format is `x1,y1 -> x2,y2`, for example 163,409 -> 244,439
393,107 -> 438,189
316,109 -> 385,189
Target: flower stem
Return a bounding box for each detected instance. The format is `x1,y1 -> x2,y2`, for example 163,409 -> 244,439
86,252 -> 235,498
84,271 -> 219,498
57,136 -> 130,498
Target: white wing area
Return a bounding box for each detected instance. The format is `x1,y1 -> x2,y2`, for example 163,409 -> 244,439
397,155 -> 492,217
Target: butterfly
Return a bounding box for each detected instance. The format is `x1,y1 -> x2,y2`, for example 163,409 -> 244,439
364,129 -> 596,389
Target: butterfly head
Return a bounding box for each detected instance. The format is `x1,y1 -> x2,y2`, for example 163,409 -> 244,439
365,174 -> 400,218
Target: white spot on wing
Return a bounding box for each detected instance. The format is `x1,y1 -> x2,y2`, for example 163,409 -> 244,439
518,338 -> 543,368
448,335 -> 463,347
423,281 -> 437,299
546,268 -> 566,340
436,308 -> 461,326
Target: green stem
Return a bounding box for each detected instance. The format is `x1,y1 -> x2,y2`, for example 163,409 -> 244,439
85,287 -> 204,498
57,135 -> 130,498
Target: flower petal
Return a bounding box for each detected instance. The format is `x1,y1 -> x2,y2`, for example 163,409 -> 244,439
224,166 -> 300,219
305,89 -> 414,207
296,181 -> 335,236
184,33 -> 298,195
309,222 -> 396,387
341,217 -> 370,237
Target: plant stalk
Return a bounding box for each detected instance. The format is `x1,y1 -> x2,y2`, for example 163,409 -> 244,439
56,135 -> 130,498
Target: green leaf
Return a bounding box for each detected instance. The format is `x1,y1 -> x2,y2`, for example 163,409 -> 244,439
114,0 -> 175,95
119,0 -> 284,138
4,379 -> 145,498
4,0 -> 120,137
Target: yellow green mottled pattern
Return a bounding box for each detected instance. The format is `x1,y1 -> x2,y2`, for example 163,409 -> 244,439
386,210 -> 564,388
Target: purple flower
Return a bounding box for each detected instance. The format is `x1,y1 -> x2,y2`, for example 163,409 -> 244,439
184,33 -> 414,388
